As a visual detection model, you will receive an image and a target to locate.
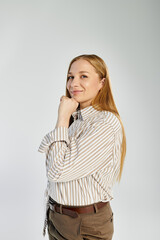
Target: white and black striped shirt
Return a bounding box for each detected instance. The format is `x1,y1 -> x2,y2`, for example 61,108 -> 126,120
38,105 -> 123,236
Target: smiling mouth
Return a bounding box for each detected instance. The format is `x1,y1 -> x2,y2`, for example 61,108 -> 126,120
71,91 -> 83,94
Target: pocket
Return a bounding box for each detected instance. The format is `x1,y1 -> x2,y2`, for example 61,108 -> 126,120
79,206 -> 114,238
48,207 -> 82,239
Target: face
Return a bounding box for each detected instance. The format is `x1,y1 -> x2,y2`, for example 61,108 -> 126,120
67,59 -> 105,109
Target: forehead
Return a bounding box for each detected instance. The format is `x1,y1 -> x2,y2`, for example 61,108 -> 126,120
69,59 -> 95,73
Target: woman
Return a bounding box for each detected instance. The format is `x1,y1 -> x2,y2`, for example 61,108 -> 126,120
38,54 -> 126,240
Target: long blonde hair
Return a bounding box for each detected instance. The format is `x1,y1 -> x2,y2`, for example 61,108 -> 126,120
65,54 -> 126,183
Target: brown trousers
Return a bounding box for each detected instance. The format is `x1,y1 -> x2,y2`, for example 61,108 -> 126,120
47,200 -> 114,240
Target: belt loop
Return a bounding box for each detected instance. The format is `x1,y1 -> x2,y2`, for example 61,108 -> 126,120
93,203 -> 98,213
59,204 -> 63,214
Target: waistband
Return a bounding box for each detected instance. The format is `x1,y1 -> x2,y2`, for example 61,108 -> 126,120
48,196 -> 109,216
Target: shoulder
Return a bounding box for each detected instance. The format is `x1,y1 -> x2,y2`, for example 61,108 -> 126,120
98,110 -> 122,133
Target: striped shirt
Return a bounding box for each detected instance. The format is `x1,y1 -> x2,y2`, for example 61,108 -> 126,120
38,105 -> 123,236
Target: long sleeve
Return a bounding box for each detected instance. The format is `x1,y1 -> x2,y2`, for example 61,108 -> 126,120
38,120 -> 115,182
38,126 -> 70,153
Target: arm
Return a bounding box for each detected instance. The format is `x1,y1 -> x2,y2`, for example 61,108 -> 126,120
38,120 -> 115,182
38,117 -> 70,153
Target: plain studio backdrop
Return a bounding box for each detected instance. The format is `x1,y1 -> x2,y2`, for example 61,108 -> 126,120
0,0 -> 159,239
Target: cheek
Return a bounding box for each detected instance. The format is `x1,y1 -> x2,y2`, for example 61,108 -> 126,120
66,81 -> 70,89
85,82 -> 99,92
83,81 -> 91,89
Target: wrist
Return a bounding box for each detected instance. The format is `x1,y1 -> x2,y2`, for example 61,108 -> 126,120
55,117 -> 70,128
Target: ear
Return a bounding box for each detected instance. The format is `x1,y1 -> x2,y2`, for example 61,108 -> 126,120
100,78 -> 106,87
102,78 -> 106,83
99,78 -> 106,92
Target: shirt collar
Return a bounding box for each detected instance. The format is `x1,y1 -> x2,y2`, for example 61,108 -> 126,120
71,105 -> 100,121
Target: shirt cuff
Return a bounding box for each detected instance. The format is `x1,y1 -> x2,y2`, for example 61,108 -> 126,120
38,126 -> 70,153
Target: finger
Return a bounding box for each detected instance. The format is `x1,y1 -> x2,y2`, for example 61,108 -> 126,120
60,96 -> 65,101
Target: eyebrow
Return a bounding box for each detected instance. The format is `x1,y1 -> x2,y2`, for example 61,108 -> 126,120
68,71 -> 89,75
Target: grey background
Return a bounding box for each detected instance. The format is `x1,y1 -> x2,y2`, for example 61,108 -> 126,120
0,0 -> 159,239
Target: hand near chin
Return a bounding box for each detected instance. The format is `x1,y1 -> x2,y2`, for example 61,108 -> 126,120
58,96 -> 79,120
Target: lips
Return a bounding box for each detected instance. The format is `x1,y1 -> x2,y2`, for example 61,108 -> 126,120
71,90 -> 83,93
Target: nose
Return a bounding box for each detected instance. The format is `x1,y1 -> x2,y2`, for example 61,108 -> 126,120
70,77 -> 80,88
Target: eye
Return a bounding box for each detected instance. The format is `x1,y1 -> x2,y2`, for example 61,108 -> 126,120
67,75 -> 88,80
81,75 -> 87,78
67,76 -> 73,80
